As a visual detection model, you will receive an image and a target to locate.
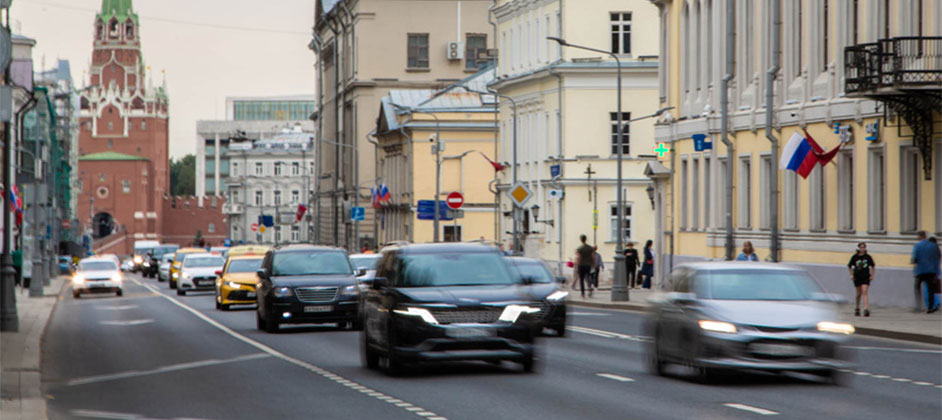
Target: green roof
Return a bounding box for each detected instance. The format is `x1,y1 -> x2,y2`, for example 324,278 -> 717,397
79,151 -> 147,161
98,0 -> 138,24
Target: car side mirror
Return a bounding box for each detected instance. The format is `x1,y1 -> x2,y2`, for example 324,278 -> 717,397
256,269 -> 269,280
521,276 -> 538,285
667,292 -> 697,305
371,277 -> 388,289
356,268 -> 367,277
215,270 -> 223,276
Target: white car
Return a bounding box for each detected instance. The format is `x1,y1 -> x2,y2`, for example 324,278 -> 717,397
157,254 -> 174,282
73,257 -> 124,298
176,253 -> 226,296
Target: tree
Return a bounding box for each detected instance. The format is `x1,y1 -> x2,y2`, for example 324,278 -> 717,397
169,154 -> 196,196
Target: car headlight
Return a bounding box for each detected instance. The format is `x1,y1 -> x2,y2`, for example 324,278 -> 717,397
133,256 -> 143,264
226,281 -> 244,289
393,307 -> 439,325
340,285 -> 358,296
546,290 -> 569,301
111,274 -> 122,282
172,272 -> 179,278
73,275 -> 85,284
498,304 -> 540,323
698,320 -> 738,334
273,287 -> 293,298
817,321 -> 855,335
143,262 -> 151,267
181,272 -> 192,280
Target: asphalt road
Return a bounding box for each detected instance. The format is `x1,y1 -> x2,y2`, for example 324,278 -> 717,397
42,272 -> 942,420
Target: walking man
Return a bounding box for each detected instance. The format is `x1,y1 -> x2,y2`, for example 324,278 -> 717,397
847,242 -> 875,317
624,242 -> 639,288
591,246 -> 604,295
911,231 -> 940,313
574,235 -> 595,298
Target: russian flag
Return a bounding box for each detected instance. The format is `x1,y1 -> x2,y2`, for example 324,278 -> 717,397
379,184 -> 390,203
779,131 -> 842,179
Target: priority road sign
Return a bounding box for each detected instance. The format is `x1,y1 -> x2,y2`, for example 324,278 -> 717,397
446,191 -> 464,210
508,182 -> 533,208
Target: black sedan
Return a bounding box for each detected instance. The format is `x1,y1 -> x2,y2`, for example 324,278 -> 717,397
255,245 -> 360,333
362,243 -> 542,374
506,257 -> 568,336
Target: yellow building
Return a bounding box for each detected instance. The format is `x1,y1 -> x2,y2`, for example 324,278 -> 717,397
373,68 -> 498,244
649,0 -> 940,306
491,0 -> 662,276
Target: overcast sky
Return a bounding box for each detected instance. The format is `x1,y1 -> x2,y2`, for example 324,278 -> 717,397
12,0 -> 316,160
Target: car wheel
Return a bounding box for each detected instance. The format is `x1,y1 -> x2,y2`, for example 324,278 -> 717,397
362,335 -> 380,370
817,369 -> 848,386
215,297 -> 221,310
220,303 -> 230,311
521,355 -> 536,373
264,308 -> 280,333
256,309 -> 267,330
116,290 -> 123,297
553,324 -> 566,337
73,291 -> 80,299
177,289 -> 185,296
648,329 -> 667,376
351,317 -> 364,331
170,279 -> 177,289
383,355 -> 404,376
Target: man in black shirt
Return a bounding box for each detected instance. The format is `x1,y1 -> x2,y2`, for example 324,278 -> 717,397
624,242 -> 640,288
847,242 -> 876,317
575,234 -> 596,298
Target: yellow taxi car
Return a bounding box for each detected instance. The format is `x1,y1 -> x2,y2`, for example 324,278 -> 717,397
215,254 -> 265,310
226,244 -> 271,258
169,247 -> 206,289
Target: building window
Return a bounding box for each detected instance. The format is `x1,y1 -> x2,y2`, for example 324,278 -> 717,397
783,170 -> 798,229
738,156 -> 752,229
274,190 -> 282,206
291,162 -> 300,176
809,165 -> 825,231
867,148 -> 885,232
717,158 -> 727,228
254,190 -> 263,206
275,226 -> 282,243
99,173 -> 106,182
759,155 -> 772,229
232,162 -> 239,176
208,223 -> 215,233
443,225 -> 462,242
407,34 -> 429,68
122,179 -> 130,193
822,0 -> 829,72
141,120 -> 146,130
680,158 -> 688,230
610,12 -> 632,55
465,34 -> 488,70
291,190 -> 299,204
837,151 -> 854,231
274,162 -> 282,176
609,203 -> 632,242
692,158 -> 700,230
108,122 -> 113,131
255,162 -> 263,176
609,112 -> 630,155
900,147 -> 921,232
291,225 -> 300,242
107,139 -> 113,149
231,190 -> 240,204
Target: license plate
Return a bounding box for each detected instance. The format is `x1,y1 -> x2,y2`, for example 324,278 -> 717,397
445,327 -> 495,339
751,343 -> 809,356
304,305 -> 332,313
198,281 -> 213,286
246,292 -> 256,298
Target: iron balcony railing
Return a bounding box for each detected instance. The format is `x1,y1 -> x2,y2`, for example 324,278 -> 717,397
845,36 -> 942,94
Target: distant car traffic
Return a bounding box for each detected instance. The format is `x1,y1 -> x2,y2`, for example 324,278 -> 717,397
176,253 -> 226,296
143,244 -> 179,278
645,262 -> 855,383
72,257 -> 123,298
157,253 -> 174,282
58,256 -> 73,275
255,245 -> 360,333
215,255 -> 264,310
361,243 -> 542,374
506,257 -> 568,336
169,248 -> 206,289
131,239 -> 160,272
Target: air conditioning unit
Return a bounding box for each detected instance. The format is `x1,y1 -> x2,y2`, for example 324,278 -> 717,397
446,42 -> 464,60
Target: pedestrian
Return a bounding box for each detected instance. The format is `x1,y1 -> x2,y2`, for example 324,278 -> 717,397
498,243 -> 512,257
639,240 -> 654,289
929,236 -> 941,312
735,241 -> 759,261
591,246 -> 604,292
574,234 -> 596,298
911,231 -> 940,313
847,242 -> 875,317
624,242 -> 639,288
11,247 -> 22,288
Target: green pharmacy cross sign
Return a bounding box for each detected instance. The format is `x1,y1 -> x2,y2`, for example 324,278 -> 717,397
653,143 -> 670,158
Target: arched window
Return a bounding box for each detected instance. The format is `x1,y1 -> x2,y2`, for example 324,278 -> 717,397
125,21 -> 134,39
96,22 -> 103,39
109,19 -> 119,38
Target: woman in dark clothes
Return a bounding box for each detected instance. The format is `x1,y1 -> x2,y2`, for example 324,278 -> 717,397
639,240 -> 654,289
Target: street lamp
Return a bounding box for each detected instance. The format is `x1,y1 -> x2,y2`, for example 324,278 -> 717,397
530,204 -> 555,228
548,36 -> 672,302
646,184 -> 655,209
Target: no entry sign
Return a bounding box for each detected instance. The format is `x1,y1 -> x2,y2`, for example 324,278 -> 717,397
446,191 -> 464,210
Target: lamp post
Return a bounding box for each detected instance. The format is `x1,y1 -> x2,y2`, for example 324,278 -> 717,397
389,104 -> 443,243
548,36 -> 672,302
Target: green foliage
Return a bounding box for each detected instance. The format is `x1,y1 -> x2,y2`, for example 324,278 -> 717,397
169,154 -> 196,196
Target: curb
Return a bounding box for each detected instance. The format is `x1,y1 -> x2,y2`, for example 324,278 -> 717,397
568,301 -> 942,346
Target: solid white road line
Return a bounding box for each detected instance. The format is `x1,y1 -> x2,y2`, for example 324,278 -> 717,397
66,353 -> 270,386
70,409 -> 142,419
723,403 -> 779,416
127,276 -> 450,420
99,319 -> 154,326
568,325 -> 649,342
96,305 -> 139,311
846,346 -> 942,354
569,312 -> 612,316
596,373 -> 635,382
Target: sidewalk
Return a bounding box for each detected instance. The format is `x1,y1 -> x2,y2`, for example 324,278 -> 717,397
1,275 -> 66,420
567,287 -> 942,345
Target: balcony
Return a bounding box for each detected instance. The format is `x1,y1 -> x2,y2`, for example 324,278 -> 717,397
845,36 -> 942,96
223,203 -> 243,214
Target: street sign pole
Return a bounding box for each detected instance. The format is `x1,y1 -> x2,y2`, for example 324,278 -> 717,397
0,14 -> 17,331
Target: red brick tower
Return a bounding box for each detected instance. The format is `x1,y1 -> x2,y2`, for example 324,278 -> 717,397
77,0 -> 169,253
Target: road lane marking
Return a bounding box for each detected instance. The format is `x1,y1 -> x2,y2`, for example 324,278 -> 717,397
99,319 -> 154,326
568,325 -> 649,342
570,312 -> 612,316
66,353 -> 270,386
846,346 -> 942,354
127,276 -> 450,420
96,305 -> 139,310
723,403 -> 779,416
70,409 -> 141,419
596,373 -> 635,382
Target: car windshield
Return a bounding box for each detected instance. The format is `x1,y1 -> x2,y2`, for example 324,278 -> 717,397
161,255 -> 174,263
152,246 -> 178,257
511,261 -> 554,284
183,257 -> 225,268
80,261 -> 117,271
698,270 -> 823,301
273,251 -> 352,276
397,252 -> 517,287
227,258 -> 263,273
350,255 -> 380,271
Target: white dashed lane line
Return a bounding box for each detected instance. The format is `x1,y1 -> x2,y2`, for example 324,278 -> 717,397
723,403 -> 779,416
128,277 -> 450,420
596,373 -> 635,382
838,368 -> 942,388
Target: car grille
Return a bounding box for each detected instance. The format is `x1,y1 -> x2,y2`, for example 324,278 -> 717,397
534,302 -> 551,319
295,287 -> 338,303
193,277 -> 215,287
430,308 -> 503,324
750,325 -> 801,333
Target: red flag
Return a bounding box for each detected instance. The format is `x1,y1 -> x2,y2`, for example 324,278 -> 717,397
478,152 -> 507,172
803,130 -> 842,167
295,204 -> 307,222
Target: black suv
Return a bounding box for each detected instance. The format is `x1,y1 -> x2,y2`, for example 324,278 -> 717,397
143,245 -> 179,278
255,244 -> 360,333
362,243 -> 542,374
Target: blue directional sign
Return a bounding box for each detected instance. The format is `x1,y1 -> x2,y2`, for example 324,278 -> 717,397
416,200 -> 452,221
258,215 -> 274,227
550,164 -> 561,178
692,133 -> 712,151
351,206 -> 366,221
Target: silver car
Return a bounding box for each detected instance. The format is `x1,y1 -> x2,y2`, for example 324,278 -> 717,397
176,253 -> 226,296
157,254 -> 174,282
645,262 -> 855,383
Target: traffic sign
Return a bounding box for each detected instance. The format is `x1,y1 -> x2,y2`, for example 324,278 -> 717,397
550,164 -> 561,178
250,223 -> 258,232
416,200 -> 453,221
507,182 -> 533,208
61,219 -> 71,229
259,226 -> 266,233
351,206 -> 366,221
446,191 -> 464,210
